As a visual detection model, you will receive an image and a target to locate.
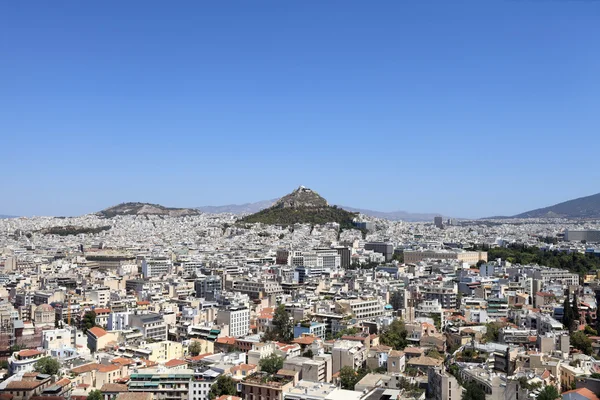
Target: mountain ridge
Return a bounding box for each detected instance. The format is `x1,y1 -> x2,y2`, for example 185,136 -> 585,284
98,202 -> 200,218
510,192 -> 600,219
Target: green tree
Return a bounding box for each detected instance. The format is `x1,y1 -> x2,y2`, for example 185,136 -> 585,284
208,375 -> 237,400
189,341 -> 203,356
536,385 -> 560,400
462,381 -> 486,400
34,357 -> 60,375
483,322 -> 503,343
82,311 -> 97,331
584,325 -> 598,336
339,366 -> 367,390
303,349 -> 314,358
379,319 -> 408,350
87,390 -> 103,400
334,327 -> 359,339
573,293 -> 580,322
571,331 -> 593,355
263,304 -> 293,343
259,354 -> 284,374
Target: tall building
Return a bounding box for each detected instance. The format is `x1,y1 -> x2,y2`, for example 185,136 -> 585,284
427,366 -> 462,400
364,242 -> 393,262
565,229 -> 600,243
194,276 -> 222,300
434,216 -> 444,229
129,313 -> 168,341
335,247 -> 351,268
217,306 -> 249,338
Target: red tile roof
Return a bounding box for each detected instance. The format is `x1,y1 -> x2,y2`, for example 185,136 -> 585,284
164,359 -> 187,368
87,327 -> 107,338
18,350 -> 43,358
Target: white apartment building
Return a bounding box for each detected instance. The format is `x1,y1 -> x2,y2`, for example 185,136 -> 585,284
217,306 -> 250,338
142,257 -> 172,279
533,269 -> 579,286
336,298 -> 385,320
88,287 -> 111,308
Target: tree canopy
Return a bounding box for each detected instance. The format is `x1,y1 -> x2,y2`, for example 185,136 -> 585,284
339,366 -> 367,390
474,243 -> 596,277
34,357 -> 60,375
379,319 -> 408,350
259,354 -> 284,374
536,385 -> 560,400
87,390 -> 102,400
189,341 -> 203,356
263,304 -> 293,343
82,311 -> 97,331
461,381 -> 486,400
571,331 -> 593,355
208,375 -> 237,400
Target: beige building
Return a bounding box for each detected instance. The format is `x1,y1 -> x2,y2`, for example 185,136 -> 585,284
87,327 -> 117,352
331,340 -> 365,374
143,340 -> 184,363
33,304 -> 55,328
404,250 -> 487,265
427,366 -> 462,400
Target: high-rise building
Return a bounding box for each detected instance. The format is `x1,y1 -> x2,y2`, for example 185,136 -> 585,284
194,275 -> 222,300
217,306 -> 249,338
364,242 -> 393,262
434,216 -> 444,229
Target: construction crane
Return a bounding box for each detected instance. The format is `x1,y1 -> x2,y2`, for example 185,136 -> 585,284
67,291 -> 74,326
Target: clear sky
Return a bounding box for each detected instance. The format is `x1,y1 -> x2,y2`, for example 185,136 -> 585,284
2,1 -> 599,218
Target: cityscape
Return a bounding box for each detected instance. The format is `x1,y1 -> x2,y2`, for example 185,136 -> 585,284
2,2 -> 600,400
1,186 -> 600,400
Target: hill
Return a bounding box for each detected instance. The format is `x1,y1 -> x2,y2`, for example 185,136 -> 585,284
239,186 -> 358,228
98,202 -> 200,218
512,192 -> 600,219
0,215 -> 17,219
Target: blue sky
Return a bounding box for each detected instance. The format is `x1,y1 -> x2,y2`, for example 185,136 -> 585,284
2,1 -> 599,218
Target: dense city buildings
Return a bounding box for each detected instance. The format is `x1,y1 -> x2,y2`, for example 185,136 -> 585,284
1,208 -> 600,400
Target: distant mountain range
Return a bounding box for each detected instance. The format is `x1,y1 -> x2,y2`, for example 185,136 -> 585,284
508,192 -> 600,219
0,215 -> 16,219
196,199 -> 277,215
338,206 -> 442,222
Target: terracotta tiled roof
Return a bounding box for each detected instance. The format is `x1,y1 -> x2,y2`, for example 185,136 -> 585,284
164,359 -> 187,368
561,388 -> 600,400
100,384 -> 129,393
186,353 -> 213,361
94,308 -> 111,314
216,337 -> 236,345
87,327 -> 107,338
97,364 -> 119,373
111,357 -> 135,366
18,349 -> 43,358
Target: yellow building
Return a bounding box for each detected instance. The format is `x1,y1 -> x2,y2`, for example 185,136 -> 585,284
144,340 -> 184,363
